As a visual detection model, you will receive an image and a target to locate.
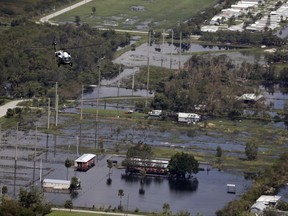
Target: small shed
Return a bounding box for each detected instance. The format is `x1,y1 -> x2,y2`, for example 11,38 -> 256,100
178,112 -> 200,124
227,184 -> 236,193
74,153 -> 96,171
42,179 -> 70,190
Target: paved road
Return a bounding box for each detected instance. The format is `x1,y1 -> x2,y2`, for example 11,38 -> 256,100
0,100 -> 24,118
39,0 -> 93,25
51,207 -> 145,216
38,0 -> 149,35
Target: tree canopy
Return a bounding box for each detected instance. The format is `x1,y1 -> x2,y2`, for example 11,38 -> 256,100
124,141 -> 153,168
168,152 -> 199,178
0,21 -> 130,99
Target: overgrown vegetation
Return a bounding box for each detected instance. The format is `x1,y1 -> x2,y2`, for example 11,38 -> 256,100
216,152 -> 288,216
0,186 -> 51,216
0,22 -> 130,99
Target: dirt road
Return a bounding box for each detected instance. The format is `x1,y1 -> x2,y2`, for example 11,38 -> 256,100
0,100 -> 24,118
39,0 -> 92,25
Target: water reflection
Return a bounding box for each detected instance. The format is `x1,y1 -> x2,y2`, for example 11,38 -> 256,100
168,177 -> 198,192
261,85 -> 288,110
113,42 -> 238,71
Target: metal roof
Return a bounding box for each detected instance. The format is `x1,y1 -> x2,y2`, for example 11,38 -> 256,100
256,195 -> 281,204
43,179 -> 70,185
178,112 -> 200,119
75,153 -> 96,163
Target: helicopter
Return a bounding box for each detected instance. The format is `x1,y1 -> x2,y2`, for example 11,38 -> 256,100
52,40 -> 72,67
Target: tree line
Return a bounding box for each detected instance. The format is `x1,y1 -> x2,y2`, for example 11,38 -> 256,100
0,21 -> 130,99
0,0 -> 77,19
150,54 -> 271,117
216,152 -> 288,215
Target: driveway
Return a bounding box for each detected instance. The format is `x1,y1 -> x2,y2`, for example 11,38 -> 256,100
0,100 -> 24,118
39,0 -> 93,25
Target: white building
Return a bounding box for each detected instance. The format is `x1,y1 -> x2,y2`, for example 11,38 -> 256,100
42,179 -> 71,190
178,112 -> 200,124
251,195 -> 281,215
148,110 -> 162,117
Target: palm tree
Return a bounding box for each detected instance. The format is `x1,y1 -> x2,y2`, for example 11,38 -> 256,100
107,160 -> 113,185
65,159 -> 73,180
118,189 -> 124,210
139,169 -> 146,195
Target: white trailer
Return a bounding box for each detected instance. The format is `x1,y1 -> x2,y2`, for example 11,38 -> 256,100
42,179 -> 71,190
178,112 -> 200,124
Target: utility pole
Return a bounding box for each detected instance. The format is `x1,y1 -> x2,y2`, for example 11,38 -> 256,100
33,126 -> 37,185
145,31 -> 151,108
161,29 -> 165,67
55,82 -> 59,127
80,84 -> 84,121
179,32 -> 182,71
80,84 -> 84,148
132,70 -> 135,96
117,65 -> 121,117
76,136 -> 79,157
96,58 -> 104,159
47,98 -> 50,129
170,30 -> 174,69
39,158 -> 42,187
14,122 -> 19,198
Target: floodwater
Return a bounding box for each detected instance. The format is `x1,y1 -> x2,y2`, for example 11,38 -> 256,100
113,42 -> 243,70
276,24 -> 288,39
0,111 -> 255,216
103,42 -> 256,86
260,85 -> 288,110
0,40 -> 286,215
43,155 -> 250,216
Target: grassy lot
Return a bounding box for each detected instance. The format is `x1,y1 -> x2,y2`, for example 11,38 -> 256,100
52,0 -> 217,30
55,108 -> 287,173
48,211 -> 109,216
47,211 -> 113,216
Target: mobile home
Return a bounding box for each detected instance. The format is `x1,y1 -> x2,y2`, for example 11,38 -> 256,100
42,179 -> 70,190
178,112 -> 200,124
74,153 -> 96,171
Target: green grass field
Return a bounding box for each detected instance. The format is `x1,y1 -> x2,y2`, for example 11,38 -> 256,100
52,0 -> 217,30
48,211 -> 108,216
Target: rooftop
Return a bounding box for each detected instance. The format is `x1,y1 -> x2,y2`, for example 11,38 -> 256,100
75,153 -> 96,163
